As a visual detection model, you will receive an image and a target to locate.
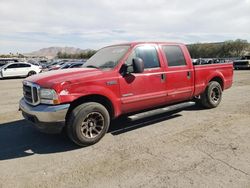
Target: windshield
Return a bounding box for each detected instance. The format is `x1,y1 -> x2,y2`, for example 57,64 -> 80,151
83,45 -> 130,70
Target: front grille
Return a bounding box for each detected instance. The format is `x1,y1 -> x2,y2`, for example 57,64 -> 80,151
33,87 -> 39,102
23,82 -> 40,105
23,85 -> 32,103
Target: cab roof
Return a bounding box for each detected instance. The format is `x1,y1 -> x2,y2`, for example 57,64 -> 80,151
108,42 -> 185,48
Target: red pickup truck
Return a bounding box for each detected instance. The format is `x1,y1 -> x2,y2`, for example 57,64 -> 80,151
19,42 -> 233,146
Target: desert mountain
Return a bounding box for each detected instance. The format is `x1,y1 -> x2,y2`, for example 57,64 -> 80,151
25,47 -> 92,58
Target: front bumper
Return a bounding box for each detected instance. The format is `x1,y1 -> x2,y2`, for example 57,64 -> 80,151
19,98 -> 70,133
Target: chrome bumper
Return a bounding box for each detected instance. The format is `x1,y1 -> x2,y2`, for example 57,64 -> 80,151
19,98 -> 70,133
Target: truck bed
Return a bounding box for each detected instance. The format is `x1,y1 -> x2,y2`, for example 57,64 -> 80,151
193,62 -> 233,96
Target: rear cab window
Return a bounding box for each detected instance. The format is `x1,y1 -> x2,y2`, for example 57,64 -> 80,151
162,45 -> 187,67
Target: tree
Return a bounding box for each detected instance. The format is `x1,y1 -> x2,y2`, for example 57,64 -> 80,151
57,51 -> 63,58
233,39 -> 248,57
187,39 -> 249,58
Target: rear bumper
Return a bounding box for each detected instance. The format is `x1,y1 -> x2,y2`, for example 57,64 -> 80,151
19,98 -> 70,133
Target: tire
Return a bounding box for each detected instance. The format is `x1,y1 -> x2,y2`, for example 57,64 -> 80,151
200,81 -> 222,109
67,102 -> 110,146
27,71 -> 36,77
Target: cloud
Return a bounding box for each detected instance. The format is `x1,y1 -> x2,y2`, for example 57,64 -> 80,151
0,0 -> 249,53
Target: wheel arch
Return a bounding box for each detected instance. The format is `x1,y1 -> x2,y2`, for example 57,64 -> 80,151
209,76 -> 224,90
65,94 -> 115,122
27,70 -> 37,77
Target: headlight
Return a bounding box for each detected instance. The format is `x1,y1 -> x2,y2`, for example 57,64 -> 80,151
40,88 -> 60,104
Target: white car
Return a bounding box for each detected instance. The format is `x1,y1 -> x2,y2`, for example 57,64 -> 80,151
0,62 -> 42,78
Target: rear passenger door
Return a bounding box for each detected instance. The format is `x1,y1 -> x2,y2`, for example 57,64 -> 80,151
19,63 -> 31,76
161,45 -> 194,103
119,45 -> 167,113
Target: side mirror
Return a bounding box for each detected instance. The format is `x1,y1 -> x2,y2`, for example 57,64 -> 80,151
132,57 -> 144,73
120,57 -> 144,76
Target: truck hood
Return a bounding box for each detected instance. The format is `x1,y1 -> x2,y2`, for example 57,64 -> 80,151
26,68 -> 103,88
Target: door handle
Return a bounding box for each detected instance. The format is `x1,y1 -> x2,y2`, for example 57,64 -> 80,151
154,73 -> 166,82
161,73 -> 166,81
187,71 -> 191,79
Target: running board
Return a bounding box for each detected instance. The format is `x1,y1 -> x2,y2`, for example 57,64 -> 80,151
128,101 -> 195,121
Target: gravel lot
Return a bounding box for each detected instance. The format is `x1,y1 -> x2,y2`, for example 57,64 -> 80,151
0,71 -> 250,188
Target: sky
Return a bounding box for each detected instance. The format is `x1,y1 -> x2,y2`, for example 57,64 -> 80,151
0,0 -> 249,53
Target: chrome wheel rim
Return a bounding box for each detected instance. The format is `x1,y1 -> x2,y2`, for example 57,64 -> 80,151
80,112 -> 105,139
211,87 -> 221,103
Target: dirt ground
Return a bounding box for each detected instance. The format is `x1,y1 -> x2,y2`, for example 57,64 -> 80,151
0,71 -> 250,188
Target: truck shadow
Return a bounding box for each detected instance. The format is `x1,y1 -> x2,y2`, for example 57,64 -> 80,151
184,104 -> 208,111
109,113 -> 182,135
0,120 -> 80,161
0,112 -> 182,161
0,77 -> 24,80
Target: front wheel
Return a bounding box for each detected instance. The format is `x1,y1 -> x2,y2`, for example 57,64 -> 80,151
67,102 -> 110,146
200,81 -> 222,108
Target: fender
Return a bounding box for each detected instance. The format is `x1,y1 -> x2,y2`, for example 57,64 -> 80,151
206,70 -> 225,89
58,83 -> 122,117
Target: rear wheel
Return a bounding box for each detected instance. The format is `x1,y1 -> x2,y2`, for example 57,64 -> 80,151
27,71 -> 36,77
200,81 -> 222,108
67,102 -> 110,146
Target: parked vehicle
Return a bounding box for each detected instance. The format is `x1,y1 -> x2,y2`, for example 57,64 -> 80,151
0,62 -> 6,68
193,58 -> 227,65
0,62 -> 42,78
0,58 -> 19,67
233,56 -> 250,69
27,59 -> 40,66
26,60 -> 51,72
60,62 -> 85,69
0,58 -> 19,64
48,61 -> 68,71
19,42 -> 233,146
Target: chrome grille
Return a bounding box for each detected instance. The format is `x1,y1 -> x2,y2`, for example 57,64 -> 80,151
23,85 -> 32,103
23,81 -> 40,105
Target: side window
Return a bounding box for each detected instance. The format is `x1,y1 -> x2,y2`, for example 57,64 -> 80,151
162,46 -> 187,67
6,64 -> 19,69
126,46 -> 160,69
19,64 -> 31,68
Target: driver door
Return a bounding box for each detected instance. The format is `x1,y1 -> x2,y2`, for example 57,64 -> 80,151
119,45 -> 167,113
2,64 -> 19,77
